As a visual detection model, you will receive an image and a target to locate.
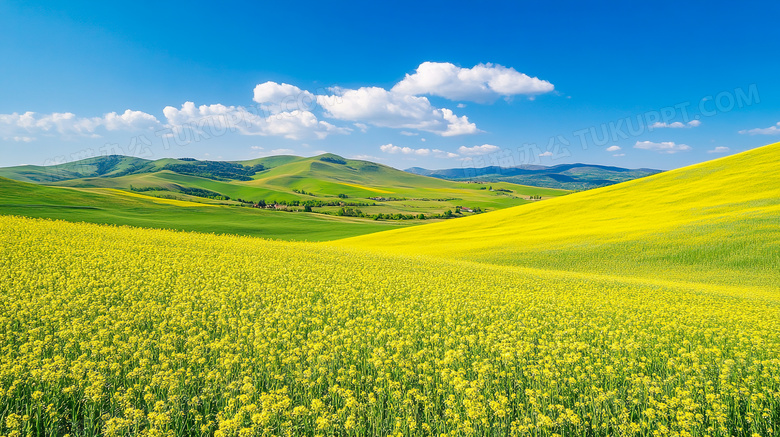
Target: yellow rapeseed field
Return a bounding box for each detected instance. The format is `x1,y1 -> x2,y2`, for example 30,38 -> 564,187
337,142 -> 780,289
3,142 -> 780,436
2,212 -> 779,436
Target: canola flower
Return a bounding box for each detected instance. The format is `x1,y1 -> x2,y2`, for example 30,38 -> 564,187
1,215 -> 779,436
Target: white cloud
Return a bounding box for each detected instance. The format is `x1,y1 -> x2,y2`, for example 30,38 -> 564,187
439,108 -> 478,136
651,120 -> 701,129
0,110 -> 161,139
162,101 -> 349,140
606,145 -> 622,152
253,82 -> 315,114
317,87 -> 478,136
456,103 -> 467,108
433,149 -> 459,158
739,121 -> 780,135
634,140 -> 691,154
102,110 -> 161,131
613,153 -> 626,157
351,154 -> 383,161
457,144 -> 500,156
707,146 -> 730,154
538,151 -> 553,157
400,131 -> 418,136
270,148 -> 296,155
392,62 -> 554,103
380,143 -> 431,156
379,144 -> 458,158
0,61 -> 555,146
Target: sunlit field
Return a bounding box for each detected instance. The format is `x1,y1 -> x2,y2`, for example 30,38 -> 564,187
2,143 -> 780,436
337,142 -> 780,289
3,0 -> 779,435
2,213 -> 779,436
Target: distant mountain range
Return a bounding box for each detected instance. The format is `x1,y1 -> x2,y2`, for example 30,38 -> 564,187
405,163 -> 662,190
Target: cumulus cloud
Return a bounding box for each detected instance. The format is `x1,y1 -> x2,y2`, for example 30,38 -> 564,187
0,110 -> 161,139
0,102 -> 348,143
102,110 -> 161,131
162,101 -> 349,140
380,144 -> 431,155
351,154 -> 383,161
245,61 -> 551,138
392,62 -> 554,103
434,149 -> 460,158
739,121 -> 780,135
707,146 -> 730,154
379,143 -> 458,158
606,145 -> 622,152
634,141 -> 691,154
9,136 -> 35,142
253,82 -> 316,114
317,87 -> 478,136
270,148 -> 295,155
538,151 -> 553,157
651,120 -> 701,129
457,144 -> 500,156
2,61 -> 553,145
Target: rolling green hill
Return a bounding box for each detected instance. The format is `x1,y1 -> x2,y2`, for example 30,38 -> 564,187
337,141 -> 780,289
0,176 -> 416,241
0,155 -> 273,184
1,154 -> 570,221
0,155 -> 153,183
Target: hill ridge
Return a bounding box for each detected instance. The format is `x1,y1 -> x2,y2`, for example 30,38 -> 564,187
406,162 -> 662,190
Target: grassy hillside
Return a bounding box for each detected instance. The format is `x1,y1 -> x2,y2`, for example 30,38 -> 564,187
337,142 -> 780,288
0,155 -> 275,184
0,177 -> 415,241
0,155 -> 155,183
0,154 -> 570,240
40,154 -> 569,218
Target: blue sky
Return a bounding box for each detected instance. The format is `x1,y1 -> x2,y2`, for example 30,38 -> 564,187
1,0 -> 779,171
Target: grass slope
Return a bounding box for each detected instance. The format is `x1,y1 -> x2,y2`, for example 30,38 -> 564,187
0,177 -> 414,241
336,142 -> 780,288
0,156 -> 155,183
45,154 -> 569,217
